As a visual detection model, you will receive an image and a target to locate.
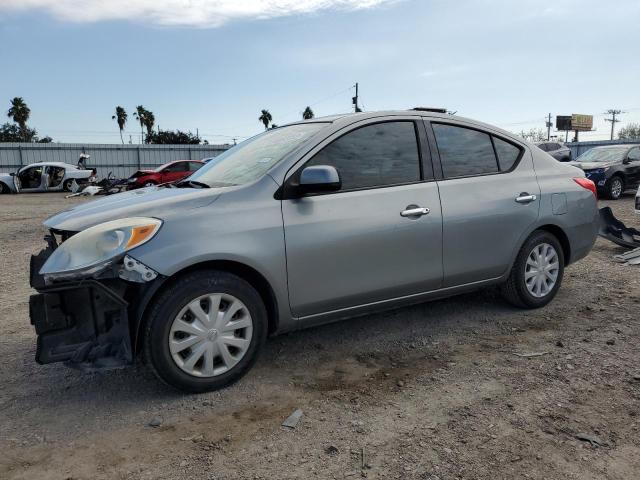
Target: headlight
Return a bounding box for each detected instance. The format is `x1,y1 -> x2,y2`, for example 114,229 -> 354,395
40,217 -> 162,279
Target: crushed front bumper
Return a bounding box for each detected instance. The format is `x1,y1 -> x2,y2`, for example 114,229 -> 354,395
29,247 -> 133,370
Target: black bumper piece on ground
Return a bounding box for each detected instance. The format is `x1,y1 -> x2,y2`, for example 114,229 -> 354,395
29,249 -> 133,370
598,207 -> 640,249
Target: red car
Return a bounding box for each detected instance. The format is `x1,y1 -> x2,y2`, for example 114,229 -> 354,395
127,160 -> 204,189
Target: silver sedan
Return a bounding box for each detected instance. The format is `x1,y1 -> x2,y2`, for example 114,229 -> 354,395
29,110 -> 599,392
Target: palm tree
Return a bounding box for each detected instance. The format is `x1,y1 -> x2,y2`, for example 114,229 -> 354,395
302,106 -> 314,120
258,109 -> 272,130
7,97 -> 31,141
133,105 -> 147,143
142,110 -> 155,141
111,106 -> 128,144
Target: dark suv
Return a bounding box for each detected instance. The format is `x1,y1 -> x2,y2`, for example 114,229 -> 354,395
571,144 -> 640,199
535,141 -> 572,162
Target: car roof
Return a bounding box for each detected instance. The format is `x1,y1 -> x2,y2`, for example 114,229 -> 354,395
290,110 -> 525,144
162,159 -> 203,165
592,144 -> 640,150
23,162 -> 77,168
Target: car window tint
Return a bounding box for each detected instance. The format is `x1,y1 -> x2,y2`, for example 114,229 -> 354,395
307,121 -> 421,190
432,124 -> 498,178
493,137 -> 522,171
628,148 -> 640,161
189,162 -> 202,171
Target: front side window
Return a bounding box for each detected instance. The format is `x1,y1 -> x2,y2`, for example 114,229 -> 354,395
189,162 -> 203,171
433,124 -> 499,178
627,147 -> 640,161
306,121 -> 421,191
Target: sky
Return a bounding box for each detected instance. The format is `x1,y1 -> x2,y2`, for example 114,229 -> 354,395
1,0 -> 639,144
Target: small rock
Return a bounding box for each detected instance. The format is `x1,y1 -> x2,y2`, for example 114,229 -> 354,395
606,339 -> 615,346
556,340 -> 564,348
397,380 -> 405,387
148,416 -> 163,428
324,445 -> 339,455
179,460 -> 188,468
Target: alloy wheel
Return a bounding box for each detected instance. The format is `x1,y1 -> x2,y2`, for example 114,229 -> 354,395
169,293 -> 253,377
524,243 -> 559,298
611,178 -> 623,198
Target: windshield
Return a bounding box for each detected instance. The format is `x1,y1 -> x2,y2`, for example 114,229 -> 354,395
576,147 -> 627,163
187,123 -> 327,187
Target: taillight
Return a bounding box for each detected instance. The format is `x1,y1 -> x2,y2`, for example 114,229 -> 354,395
574,177 -> 597,199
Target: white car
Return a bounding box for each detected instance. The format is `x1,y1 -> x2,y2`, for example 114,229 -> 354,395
0,162 -> 96,194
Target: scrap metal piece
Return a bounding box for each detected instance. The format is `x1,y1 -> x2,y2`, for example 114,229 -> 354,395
282,409 -> 303,428
598,207 -> 640,249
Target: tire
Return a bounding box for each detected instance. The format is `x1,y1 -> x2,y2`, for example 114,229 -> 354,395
607,176 -> 624,200
63,179 -> 74,192
143,270 -> 267,393
501,231 -> 565,309
143,181 -> 157,188
0,182 -> 8,194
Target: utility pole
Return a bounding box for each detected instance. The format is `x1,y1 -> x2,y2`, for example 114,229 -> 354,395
352,83 -> 362,113
605,109 -> 623,140
546,113 -> 552,140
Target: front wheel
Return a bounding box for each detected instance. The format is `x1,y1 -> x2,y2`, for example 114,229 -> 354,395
501,231 -> 565,309
607,176 -> 624,200
143,270 -> 267,393
63,179 -> 74,192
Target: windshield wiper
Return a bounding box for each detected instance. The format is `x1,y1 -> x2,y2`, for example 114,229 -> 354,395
176,180 -> 211,189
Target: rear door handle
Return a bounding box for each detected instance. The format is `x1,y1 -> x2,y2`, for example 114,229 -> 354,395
515,193 -> 537,204
400,206 -> 430,218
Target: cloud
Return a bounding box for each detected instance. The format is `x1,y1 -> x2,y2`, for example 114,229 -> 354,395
0,0 -> 397,27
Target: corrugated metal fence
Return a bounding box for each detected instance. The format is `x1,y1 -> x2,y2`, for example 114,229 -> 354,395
0,143 -> 231,179
566,139 -> 640,159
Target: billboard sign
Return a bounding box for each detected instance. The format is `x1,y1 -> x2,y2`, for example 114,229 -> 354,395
556,114 -> 593,131
570,114 -> 593,131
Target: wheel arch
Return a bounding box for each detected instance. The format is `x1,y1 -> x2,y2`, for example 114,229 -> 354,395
132,259 -> 280,355
535,224 -> 571,265
0,180 -> 13,193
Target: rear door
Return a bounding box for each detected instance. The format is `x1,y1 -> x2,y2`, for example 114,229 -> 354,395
426,120 -> 540,287
282,118 -> 443,318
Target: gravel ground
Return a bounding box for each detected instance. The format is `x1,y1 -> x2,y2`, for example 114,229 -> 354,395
1,192 -> 639,480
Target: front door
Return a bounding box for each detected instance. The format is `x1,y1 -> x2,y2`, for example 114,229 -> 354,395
282,119 -> 443,318
160,161 -> 190,184
427,121 -> 540,287
625,147 -> 640,188
16,165 -> 46,192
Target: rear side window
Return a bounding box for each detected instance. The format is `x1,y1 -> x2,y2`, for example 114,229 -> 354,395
189,162 -> 203,171
307,121 -> 421,191
433,124 -> 498,178
493,137 -> 521,171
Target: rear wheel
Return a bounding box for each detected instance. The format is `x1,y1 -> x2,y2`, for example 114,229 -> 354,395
501,231 -> 564,309
143,270 -> 267,393
607,176 -> 624,200
63,179 -> 74,192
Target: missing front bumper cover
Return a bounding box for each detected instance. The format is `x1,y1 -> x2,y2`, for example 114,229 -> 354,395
30,248 -> 133,370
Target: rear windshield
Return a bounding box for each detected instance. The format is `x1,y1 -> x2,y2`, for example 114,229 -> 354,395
187,123 -> 327,187
576,147 -> 627,163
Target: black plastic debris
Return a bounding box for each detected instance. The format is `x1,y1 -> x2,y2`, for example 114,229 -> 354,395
598,207 -> 640,249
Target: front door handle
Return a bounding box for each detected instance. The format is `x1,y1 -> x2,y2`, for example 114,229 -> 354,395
400,206 -> 430,218
515,193 -> 537,204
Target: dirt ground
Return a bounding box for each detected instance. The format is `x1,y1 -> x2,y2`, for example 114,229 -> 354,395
1,192 -> 639,480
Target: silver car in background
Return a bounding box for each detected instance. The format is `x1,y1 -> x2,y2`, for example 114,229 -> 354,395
535,141 -> 572,162
29,111 -> 599,392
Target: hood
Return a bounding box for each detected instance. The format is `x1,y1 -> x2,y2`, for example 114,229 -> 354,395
129,169 -> 156,178
44,185 -> 221,231
569,161 -> 619,170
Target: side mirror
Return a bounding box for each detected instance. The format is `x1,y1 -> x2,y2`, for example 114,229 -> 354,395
9,172 -> 15,176
623,158 -> 630,164
297,165 -> 341,196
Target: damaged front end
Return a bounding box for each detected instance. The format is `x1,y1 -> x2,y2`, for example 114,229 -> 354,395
29,218 -> 163,371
